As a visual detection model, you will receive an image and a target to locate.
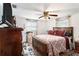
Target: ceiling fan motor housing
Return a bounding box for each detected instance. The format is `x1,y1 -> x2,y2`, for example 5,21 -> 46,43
44,11 -> 49,16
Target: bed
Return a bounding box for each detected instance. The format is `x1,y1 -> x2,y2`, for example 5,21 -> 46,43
32,27 -> 73,56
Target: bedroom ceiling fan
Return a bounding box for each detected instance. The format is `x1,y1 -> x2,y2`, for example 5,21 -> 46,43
38,11 -> 58,19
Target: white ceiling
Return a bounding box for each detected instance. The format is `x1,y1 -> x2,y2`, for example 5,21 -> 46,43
12,3 -> 79,19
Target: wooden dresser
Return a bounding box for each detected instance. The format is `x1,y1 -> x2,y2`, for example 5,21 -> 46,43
75,42 -> 79,53
0,28 -> 23,56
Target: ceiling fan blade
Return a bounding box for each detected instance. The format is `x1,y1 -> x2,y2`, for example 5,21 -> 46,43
39,15 -> 44,19
49,14 -> 58,17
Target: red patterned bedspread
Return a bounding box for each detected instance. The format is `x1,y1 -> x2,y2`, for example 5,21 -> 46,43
33,34 -> 66,56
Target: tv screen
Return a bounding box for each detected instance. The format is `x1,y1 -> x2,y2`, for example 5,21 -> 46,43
0,3 -> 15,27
2,3 -> 12,23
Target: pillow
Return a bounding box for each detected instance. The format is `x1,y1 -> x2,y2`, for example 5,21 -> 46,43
53,30 -> 57,35
48,30 -> 54,35
56,30 -> 65,36
48,30 -> 65,37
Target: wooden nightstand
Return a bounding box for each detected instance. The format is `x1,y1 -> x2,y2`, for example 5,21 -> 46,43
75,42 -> 79,53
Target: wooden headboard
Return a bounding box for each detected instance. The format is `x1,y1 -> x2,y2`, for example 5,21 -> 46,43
53,27 -> 73,42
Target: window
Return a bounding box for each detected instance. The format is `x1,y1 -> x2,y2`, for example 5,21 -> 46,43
56,17 -> 70,27
25,20 -> 37,32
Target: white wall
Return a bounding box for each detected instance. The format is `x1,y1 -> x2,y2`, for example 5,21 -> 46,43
70,13 -> 79,41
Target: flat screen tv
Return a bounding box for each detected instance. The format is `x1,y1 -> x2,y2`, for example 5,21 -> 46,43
0,3 -> 14,27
